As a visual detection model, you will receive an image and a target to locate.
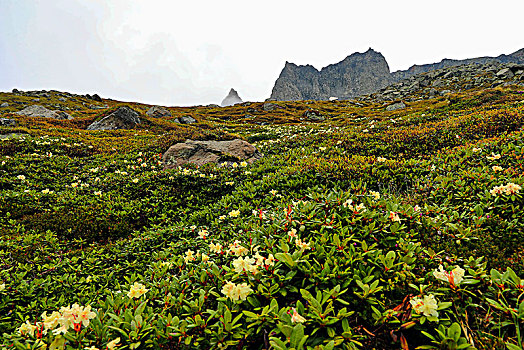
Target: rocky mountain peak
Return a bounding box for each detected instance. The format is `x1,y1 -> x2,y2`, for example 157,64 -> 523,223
221,88 -> 243,107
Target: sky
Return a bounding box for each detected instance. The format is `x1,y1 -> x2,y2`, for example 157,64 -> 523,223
1,0 -> 523,106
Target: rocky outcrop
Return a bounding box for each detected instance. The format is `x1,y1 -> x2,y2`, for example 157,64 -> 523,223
0,118 -> 16,126
359,62 -> 524,103
162,139 -> 262,168
87,106 -> 141,130
146,106 -> 171,118
270,48 -> 524,101
221,88 -> 243,107
270,48 -> 394,101
16,105 -> 72,120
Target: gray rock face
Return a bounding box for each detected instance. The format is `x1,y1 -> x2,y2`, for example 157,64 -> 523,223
16,105 -> 72,120
221,88 -> 243,107
271,48 -> 394,101
271,47 -> 524,101
146,106 -> 172,118
0,118 -> 16,126
162,139 -> 262,168
87,106 -> 141,130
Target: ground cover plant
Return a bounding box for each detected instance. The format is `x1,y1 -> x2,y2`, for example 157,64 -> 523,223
0,86 -> 523,349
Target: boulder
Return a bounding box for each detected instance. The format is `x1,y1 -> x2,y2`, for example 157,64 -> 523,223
0,118 -> 16,126
91,94 -> 103,102
221,88 -> 243,107
1,102 -> 8,108
87,106 -> 141,130
263,102 -> 284,111
386,102 -> 406,111
177,115 -> 196,124
162,139 -> 262,168
303,109 -> 326,122
16,105 -> 72,120
146,106 -> 172,118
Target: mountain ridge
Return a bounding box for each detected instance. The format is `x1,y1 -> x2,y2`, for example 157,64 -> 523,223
270,47 -> 524,101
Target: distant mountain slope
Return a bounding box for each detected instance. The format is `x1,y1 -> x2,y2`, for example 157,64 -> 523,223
270,48 -> 524,101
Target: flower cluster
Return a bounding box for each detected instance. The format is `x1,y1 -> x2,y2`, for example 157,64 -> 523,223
410,295 -> 439,319
221,281 -> 253,301
487,153 -> 501,160
127,282 -> 148,299
290,308 -> 306,323
343,199 -> 365,212
17,303 -> 97,337
490,182 -> 522,196
232,252 -> 275,274
433,265 -> 465,287
389,211 -> 401,222
227,241 -> 248,256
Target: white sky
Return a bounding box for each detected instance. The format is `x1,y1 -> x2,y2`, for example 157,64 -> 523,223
1,0 -> 523,106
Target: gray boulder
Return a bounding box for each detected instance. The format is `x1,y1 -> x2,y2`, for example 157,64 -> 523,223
87,106 -> 141,130
263,102 -> 284,111
146,106 -> 172,118
0,118 -> 16,126
162,139 -> 262,168
386,102 -> 406,111
303,109 -> 326,122
1,102 -> 8,108
16,105 -> 72,120
177,115 -> 196,124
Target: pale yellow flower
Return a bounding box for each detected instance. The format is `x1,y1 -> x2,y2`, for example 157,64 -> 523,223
233,256 -> 255,273
240,161 -> 248,167
106,337 -> 120,350
17,175 -> 26,180
184,250 -> 196,263
0,283 -> 4,292
228,209 -> 240,218
201,253 -> 209,263
127,282 -> 148,299
389,211 -> 401,222
370,191 -> 380,200
198,229 -> 209,239
265,254 -> 275,266
132,178 -> 139,183
377,157 -> 387,162
295,238 -> 311,251
487,153 -> 501,161
410,295 -> 439,318
18,320 -> 37,337
492,165 -> 503,172
41,311 -> 61,330
288,228 -> 297,238
291,308 -> 306,323
209,242 -> 223,254
472,147 -> 482,153
78,305 -> 97,327
221,281 -> 236,299
433,265 -> 465,287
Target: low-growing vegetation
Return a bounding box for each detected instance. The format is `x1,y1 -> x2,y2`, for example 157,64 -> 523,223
0,86 -> 523,349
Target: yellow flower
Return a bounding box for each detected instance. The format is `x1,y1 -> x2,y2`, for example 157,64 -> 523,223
78,305 -> 97,327
94,191 -> 102,196
370,191 -> 380,200
209,242 -> 223,254
42,311 -> 61,330
233,256 -> 255,273
17,175 -> 26,180
265,254 -> 275,266
84,346 -> 99,350
18,320 -> 37,336
0,283 -> 4,292
127,282 -> 148,299
221,281 -> 236,299
389,211 -> 401,222
221,281 -> 252,301
487,153 -> 501,161
198,229 -> 209,239
240,161 -> 248,167
106,337 -> 120,350
472,147 -> 482,153
132,178 -> 139,183
295,238 -> 311,251
235,283 -> 253,301
184,250 -> 196,263
231,162 -> 238,168
433,265 -> 465,287
377,157 -> 387,162
201,253 -> 209,263
228,209 -> 240,218
410,295 -> 439,318
492,165 -> 503,172
291,308 -> 306,323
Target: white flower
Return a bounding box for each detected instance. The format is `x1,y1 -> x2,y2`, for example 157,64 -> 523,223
410,295 -> 439,318
433,265 -> 465,287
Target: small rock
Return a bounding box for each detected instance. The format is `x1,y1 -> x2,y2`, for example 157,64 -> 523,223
91,94 -> 102,102
496,68 -> 514,79
0,102 -> 8,108
303,109 -> 326,122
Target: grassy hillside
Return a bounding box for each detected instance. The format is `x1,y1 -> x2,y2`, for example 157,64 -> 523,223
0,86 -> 523,349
